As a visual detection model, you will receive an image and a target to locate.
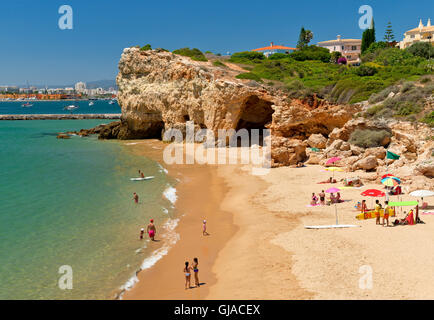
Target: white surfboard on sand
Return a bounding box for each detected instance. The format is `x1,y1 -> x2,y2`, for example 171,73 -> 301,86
305,224 -> 360,229
130,176 -> 155,181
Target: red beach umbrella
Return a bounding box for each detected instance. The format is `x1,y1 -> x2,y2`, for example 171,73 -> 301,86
381,174 -> 395,179
361,189 -> 385,197
326,157 -> 341,165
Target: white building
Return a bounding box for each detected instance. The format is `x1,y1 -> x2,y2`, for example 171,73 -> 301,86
74,81 -> 87,94
317,35 -> 362,64
398,18 -> 433,49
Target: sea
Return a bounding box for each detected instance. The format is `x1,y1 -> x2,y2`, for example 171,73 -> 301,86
0,101 -> 178,299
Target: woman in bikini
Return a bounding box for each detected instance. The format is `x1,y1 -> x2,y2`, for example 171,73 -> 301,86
184,261 -> 192,289
319,190 -> 325,205
192,257 -> 200,287
311,193 -> 318,205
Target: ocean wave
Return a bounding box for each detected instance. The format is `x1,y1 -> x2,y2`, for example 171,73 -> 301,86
163,186 -> 177,205
118,218 -> 180,299
157,163 -> 169,174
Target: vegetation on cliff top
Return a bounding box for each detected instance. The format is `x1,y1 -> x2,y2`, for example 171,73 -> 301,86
228,42 -> 432,108
172,47 -> 208,61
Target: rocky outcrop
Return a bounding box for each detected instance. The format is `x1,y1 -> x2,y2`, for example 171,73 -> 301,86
111,48 -> 360,166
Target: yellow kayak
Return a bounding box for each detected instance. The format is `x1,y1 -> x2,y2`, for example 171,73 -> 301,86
355,209 -> 396,220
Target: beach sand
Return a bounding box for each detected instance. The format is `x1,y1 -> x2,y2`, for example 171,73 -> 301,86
121,141 -> 434,300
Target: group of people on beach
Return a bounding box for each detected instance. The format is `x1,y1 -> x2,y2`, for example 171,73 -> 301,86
184,258 -> 200,289
140,219 -> 156,241
311,190 -> 343,206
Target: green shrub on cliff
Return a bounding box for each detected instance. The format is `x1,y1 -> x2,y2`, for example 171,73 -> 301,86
235,72 -> 262,82
172,48 -> 208,61
422,111 -> 434,127
349,129 -> 391,148
229,51 -> 265,64
213,60 -> 226,67
140,44 -> 152,51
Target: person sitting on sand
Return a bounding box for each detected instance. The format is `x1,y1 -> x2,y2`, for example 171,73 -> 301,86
317,177 -> 337,184
336,192 -> 343,203
319,190 -> 325,205
311,193 -> 318,205
133,192 -> 139,204
147,219 -> 156,241
329,193 -> 336,204
296,162 -> 305,168
184,261 -> 192,290
192,257 -> 200,287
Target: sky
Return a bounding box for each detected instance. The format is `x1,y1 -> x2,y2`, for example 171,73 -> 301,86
0,0 -> 432,86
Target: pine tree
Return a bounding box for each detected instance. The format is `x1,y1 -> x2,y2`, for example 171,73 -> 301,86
297,27 -> 306,49
361,18 -> 376,53
384,21 -> 395,42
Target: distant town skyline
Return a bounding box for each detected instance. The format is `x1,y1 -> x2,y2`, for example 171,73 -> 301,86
0,0 -> 432,85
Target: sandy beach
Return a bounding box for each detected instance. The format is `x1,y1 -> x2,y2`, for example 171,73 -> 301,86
120,141 -> 434,300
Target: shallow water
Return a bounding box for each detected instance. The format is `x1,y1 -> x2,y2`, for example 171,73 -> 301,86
0,120 -> 175,299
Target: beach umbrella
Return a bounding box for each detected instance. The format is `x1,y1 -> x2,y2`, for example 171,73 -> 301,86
381,174 -> 395,179
325,188 -> 342,224
381,177 -> 400,187
324,166 -> 343,178
326,157 -> 341,165
361,189 -> 385,208
361,189 -> 385,197
409,190 -> 434,204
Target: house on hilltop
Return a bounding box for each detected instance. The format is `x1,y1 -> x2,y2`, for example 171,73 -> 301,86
252,42 -> 297,57
317,35 -> 361,65
398,18 -> 433,49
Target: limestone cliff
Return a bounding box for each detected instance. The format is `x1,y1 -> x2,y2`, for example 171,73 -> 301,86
114,48 -> 359,166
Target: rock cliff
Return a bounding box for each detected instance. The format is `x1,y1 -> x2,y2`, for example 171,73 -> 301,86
113,48 -> 359,166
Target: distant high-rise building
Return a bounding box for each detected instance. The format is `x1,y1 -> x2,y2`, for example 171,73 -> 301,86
75,82 -> 87,93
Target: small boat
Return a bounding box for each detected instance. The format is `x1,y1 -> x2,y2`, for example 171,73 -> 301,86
108,99 -> 116,105
63,104 -> 79,113
89,101 -> 94,106
21,102 -> 33,108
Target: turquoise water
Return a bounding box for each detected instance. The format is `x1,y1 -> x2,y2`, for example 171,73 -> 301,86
0,100 -> 121,115
0,120 -> 175,299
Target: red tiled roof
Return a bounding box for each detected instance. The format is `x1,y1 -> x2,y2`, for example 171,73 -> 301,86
252,45 -> 297,51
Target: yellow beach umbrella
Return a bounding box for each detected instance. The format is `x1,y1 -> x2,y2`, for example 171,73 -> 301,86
324,166 -> 343,178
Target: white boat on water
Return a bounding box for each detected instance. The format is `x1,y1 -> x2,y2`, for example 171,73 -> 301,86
21,102 -> 33,108
63,104 -> 79,113
89,101 -> 94,106
108,99 -> 116,105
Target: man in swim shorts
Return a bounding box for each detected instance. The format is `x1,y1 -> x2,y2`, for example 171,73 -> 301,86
147,219 -> 156,241
374,200 -> 381,225
133,192 -> 139,204
383,201 -> 390,227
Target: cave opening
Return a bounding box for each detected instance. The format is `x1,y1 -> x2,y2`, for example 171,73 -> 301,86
234,95 -> 274,146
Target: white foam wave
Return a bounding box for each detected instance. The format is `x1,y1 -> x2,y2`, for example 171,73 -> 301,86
118,218 -> 180,299
163,186 -> 177,205
157,163 -> 169,174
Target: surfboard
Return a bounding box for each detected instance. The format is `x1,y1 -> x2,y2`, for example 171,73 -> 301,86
305,224 -> 360,229
130,176 -> 155,181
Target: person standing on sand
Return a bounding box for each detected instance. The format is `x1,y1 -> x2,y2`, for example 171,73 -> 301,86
133,192 -> 139,204
374,200 -> 382,225
383,201 -> 390,227
319,190 -> 325,205
184,261 -> 192,289
203,220 -> 208,236
192,257 -> 200,287
147,219 -> 156,241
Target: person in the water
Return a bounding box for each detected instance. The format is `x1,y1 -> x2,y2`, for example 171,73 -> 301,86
133,192 -> 139,203
147,219 -> 156,241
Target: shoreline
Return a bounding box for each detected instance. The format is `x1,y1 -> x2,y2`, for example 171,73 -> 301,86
120,140 -> 237,299
0,114 -> 121,120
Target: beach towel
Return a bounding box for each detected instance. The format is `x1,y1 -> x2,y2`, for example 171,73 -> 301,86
422,211 -> 434,215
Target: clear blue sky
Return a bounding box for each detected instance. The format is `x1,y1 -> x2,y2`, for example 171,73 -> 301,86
0,0 -> 432,86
